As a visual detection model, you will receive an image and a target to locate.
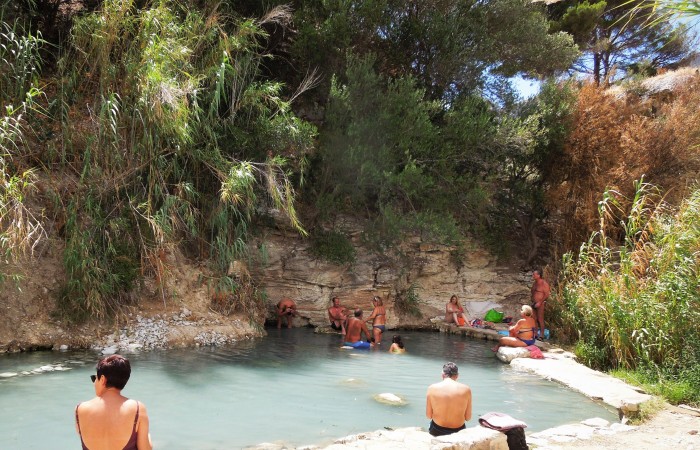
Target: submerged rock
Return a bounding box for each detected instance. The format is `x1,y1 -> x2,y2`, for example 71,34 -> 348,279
373,392 -> 408,406
340,377 -> 367,387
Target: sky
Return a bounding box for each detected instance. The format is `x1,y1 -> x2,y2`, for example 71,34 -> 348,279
511,13 -> 700,99
512,75 -> 541,99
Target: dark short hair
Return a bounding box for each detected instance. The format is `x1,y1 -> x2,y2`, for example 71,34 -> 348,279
354,309 -> 363,317
533,269 -> 542,276
97,354 -> 131,390
443,362 -> 459,377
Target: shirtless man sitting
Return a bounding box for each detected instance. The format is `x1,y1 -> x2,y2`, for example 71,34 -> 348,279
344,309 -> 373,347
425,362 -> 472,437
276,298 -> 298,329
327,297 -> 347,334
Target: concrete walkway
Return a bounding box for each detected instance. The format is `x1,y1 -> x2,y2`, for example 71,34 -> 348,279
436,320 -> 651,416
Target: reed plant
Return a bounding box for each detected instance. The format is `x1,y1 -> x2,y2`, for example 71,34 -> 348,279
0,16 -> 46,283
50,0 -> 315,320
558,180 -> 700,403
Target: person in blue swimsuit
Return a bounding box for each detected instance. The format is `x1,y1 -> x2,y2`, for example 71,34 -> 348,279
492,305 -> 538,352
344,309 -> 373,349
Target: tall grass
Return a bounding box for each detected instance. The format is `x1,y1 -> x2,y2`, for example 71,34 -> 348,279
49,0 -> 315,320
0,17 -> 46,283
557,180 -> 700,403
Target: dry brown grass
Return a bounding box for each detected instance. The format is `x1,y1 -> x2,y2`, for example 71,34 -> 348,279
547,73 -> 700,254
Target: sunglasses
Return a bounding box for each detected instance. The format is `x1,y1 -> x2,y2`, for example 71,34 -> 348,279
90,374 -> 99,383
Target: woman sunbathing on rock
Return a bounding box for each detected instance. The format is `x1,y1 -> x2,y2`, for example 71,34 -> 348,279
492,305 -> 537,352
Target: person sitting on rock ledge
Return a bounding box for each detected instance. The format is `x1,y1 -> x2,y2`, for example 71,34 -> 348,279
492,305 -> 537,352
426,362 -> 472,436
328,296 -> 348,334
445,295 -> 468,326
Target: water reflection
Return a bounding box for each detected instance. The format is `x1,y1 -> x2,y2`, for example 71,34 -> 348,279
0,328 -> 617,449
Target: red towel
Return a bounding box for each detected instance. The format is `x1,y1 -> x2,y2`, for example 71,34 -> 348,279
526,345 -> 544,359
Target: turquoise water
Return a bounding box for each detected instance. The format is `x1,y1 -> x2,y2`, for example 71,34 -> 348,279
0,329 -> 617,449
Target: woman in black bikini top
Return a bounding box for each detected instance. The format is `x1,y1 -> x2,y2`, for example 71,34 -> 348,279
75,354 -> 153,450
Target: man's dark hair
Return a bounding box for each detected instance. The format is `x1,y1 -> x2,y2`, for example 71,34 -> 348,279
442,362 -> 459,378
533,269 -> 542,277
97,354 -> 131,390
354,308 -> 363,317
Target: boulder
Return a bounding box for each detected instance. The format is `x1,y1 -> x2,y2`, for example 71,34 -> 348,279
496,347 -> 531,363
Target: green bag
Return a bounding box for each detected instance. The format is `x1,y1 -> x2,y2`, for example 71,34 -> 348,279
484,309 -> 504,323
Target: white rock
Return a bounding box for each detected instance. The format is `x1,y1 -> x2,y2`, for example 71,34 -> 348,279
101,346 -> 118,355
581,417 -> 610,428
59,344 -> 69,351
0,372 -> 18,378
610,423 -> 636,432
550,435 -> 577,443
373,393 -> 407,406
497,346 -> 531,363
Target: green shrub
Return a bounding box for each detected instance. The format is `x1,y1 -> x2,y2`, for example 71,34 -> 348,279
573,340 -> 608,371
395,283 -> 423,317
309,230 -> 356,265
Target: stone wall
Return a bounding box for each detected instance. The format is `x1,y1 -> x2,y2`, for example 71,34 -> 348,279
247,217 -> 532,329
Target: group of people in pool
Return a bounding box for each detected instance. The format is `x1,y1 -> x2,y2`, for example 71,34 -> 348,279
276,295 -> 406,352
328,295 -> 406,353
278,269 -> 550,353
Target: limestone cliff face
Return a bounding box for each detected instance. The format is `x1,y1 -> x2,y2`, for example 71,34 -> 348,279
248,220 -> 532,329
0,218 -> 532,352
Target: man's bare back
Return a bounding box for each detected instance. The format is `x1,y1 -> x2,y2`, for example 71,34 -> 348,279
426,362 -> 472,435
345,309 -> 371,343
